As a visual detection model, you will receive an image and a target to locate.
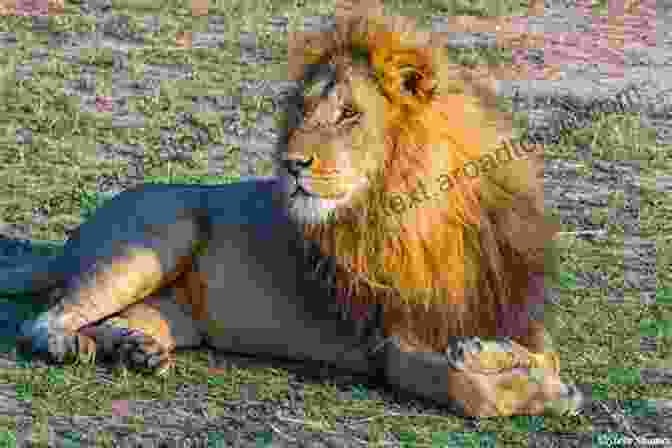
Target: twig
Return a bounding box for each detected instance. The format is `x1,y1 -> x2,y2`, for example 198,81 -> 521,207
269,423 -> 297,443
214,410 -> 247,426
273,411 -> 401,446
274,413 -> 323,428
348,410 -> 447,425
557,230 -> 607,237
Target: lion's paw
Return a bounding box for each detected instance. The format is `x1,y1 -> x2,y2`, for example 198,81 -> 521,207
444,336 -> 586,417
19,312 -> 174,375
78,317 -> 175,376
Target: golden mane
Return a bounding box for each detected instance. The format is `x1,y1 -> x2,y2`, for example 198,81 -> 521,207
284,1 -> 561,351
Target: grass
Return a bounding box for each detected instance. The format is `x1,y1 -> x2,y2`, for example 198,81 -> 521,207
0,0 -> 670,446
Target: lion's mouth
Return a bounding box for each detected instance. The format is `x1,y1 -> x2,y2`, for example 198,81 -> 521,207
295,176 -> 349,200
280,174 -> 368,225
290,174 -> 360,201
293,185 -> 347,202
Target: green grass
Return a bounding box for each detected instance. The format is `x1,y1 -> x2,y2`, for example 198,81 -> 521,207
0,0 -> 671,446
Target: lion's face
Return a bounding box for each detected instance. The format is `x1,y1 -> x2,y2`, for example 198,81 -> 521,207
275,16 -> 488,230
277,52 -> 391,226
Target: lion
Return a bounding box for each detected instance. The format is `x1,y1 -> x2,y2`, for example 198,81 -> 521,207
6,0 -> 585,417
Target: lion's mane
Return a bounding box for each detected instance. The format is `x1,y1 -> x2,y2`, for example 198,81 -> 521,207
281,0 -> 561,352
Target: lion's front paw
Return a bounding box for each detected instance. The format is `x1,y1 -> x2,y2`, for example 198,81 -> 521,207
445,337 -> 585,417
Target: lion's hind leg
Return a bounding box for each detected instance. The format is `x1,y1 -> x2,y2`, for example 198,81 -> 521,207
378,335 -> 585,417
19,244 -> 175,367
18,206 -> 206,369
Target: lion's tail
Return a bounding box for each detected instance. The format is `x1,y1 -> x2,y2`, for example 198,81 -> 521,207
0,255 -> 63,299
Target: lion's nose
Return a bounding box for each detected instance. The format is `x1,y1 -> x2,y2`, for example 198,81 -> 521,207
282,156 -> 314,176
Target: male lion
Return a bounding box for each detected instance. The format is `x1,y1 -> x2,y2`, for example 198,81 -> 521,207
8,0 -> 584,417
